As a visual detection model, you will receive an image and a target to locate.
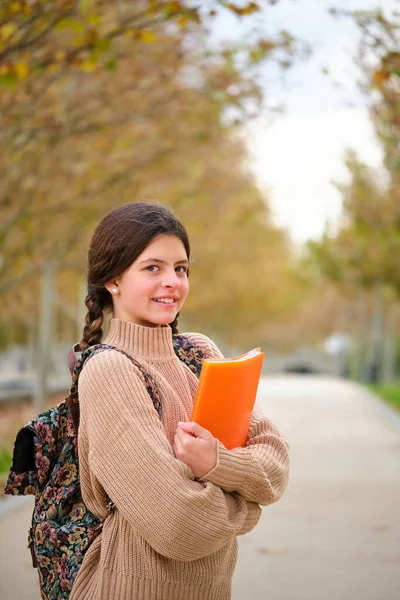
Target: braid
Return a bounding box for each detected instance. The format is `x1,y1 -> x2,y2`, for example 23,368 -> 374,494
80,287 -> 107,350
170,312 -> 179,335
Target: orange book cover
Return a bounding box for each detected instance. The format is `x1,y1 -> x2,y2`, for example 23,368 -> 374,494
190,349 -> 264,450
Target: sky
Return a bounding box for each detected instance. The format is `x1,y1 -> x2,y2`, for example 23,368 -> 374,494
212,0 -> 395,244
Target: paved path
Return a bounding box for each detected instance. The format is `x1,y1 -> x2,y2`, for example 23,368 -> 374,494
233,376 -> 400,600
1,375 -> 399,600
0,497 -> 39,599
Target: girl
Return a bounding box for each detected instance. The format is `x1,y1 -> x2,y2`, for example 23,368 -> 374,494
70,202 -> 289,600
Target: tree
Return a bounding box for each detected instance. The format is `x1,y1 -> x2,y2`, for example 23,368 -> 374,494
309,150 -> 400,381
1,18 -> 300,349
0,1 -> 292,84
308,8 -> 400,381
310,151 -> 397,287
351,9 -> 399,220
0,0 -> 300,292
322,8 -> 400,292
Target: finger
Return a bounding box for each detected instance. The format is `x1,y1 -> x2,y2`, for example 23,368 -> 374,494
177,421 -> 210,439
175,429 -> 196,458
175,428 -> 193,445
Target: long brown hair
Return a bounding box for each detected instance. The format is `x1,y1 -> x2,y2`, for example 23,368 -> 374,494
80,202 -> 190,349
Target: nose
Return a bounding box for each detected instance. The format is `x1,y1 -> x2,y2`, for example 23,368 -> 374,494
162,269 -> 180,288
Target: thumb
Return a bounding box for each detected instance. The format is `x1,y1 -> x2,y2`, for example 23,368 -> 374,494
177,421 -> 210,439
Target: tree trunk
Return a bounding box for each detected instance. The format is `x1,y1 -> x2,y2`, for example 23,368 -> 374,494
34,262 -> 56,414
382,303 -> 397,383
368,284 -> 384,384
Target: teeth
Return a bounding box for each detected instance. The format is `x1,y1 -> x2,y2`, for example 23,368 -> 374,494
155,298 -> 175,303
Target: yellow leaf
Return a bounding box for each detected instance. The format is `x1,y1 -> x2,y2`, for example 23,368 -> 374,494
80,59 -> 97,72
226,2 -> 260,16
79,0 -> 95,11
88,14 -> 102,27
139,30 -> 157,43
1,23 -> 17,41
14,63 -> 28,79
55,18 -> 84,34
177,15 -> 188,29
372,69 -> 390,87
10,2 -> 22,13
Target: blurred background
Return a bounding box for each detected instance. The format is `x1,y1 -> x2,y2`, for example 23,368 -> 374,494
1,0 -> 399,433
0,0 -> 399,564
0,2 -> 399,599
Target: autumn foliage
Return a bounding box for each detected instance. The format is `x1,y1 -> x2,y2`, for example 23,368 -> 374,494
311,9 -> 400,297
0,1 -> 302,350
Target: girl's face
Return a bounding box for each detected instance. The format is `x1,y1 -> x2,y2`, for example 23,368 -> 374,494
105,235 -> 189,328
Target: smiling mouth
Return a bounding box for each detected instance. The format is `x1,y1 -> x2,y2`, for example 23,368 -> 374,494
152,298 -> 177,305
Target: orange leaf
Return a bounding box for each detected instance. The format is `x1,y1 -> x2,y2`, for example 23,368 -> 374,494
225,2 -> 260,16
372,69 -> 390,87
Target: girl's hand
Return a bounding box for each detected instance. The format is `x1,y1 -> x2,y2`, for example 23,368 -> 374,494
173,421 -> 217,479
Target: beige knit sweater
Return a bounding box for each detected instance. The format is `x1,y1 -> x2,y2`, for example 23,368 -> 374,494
70,319 -> 289,600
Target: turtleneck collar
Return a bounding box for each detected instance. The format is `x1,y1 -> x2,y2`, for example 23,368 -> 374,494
104,319 -> 175,359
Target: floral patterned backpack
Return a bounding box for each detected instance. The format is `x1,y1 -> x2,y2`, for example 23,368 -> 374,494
4,335 -> 203,600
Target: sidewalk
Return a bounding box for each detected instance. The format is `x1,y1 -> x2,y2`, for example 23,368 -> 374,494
233,376 -> 400,599
0,497 -> 40,600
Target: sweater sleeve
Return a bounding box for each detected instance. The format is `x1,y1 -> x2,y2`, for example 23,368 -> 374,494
199,404 -> 290,506
184,332 -> 290,506
78,350 -> 261,562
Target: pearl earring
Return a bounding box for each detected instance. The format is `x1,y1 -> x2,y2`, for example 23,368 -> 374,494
112,287 -> 118,294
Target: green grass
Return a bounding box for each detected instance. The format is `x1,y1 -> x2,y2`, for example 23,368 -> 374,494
368,383 -> 400,412
0,447 -> 12,473
0,447 -> 12,493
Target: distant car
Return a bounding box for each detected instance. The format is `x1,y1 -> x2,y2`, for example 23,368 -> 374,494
284,364 -> 319,375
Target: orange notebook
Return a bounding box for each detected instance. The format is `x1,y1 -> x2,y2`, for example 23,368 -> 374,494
190,348 -> 264,450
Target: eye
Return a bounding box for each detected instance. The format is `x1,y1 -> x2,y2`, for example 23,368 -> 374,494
145,265 -> 159,272
176,266 -> 188,274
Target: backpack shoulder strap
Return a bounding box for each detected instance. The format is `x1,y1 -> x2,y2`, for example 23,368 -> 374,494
66,344 -> 161,433
172,334 -> 204,378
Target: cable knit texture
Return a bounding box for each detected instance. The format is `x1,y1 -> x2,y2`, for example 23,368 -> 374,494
70,319 -> 290,600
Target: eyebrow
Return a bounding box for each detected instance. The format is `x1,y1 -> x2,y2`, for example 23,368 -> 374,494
139,258 -> 189,265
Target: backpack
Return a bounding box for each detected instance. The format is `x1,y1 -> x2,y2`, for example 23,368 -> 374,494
4,335 -> 204,600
